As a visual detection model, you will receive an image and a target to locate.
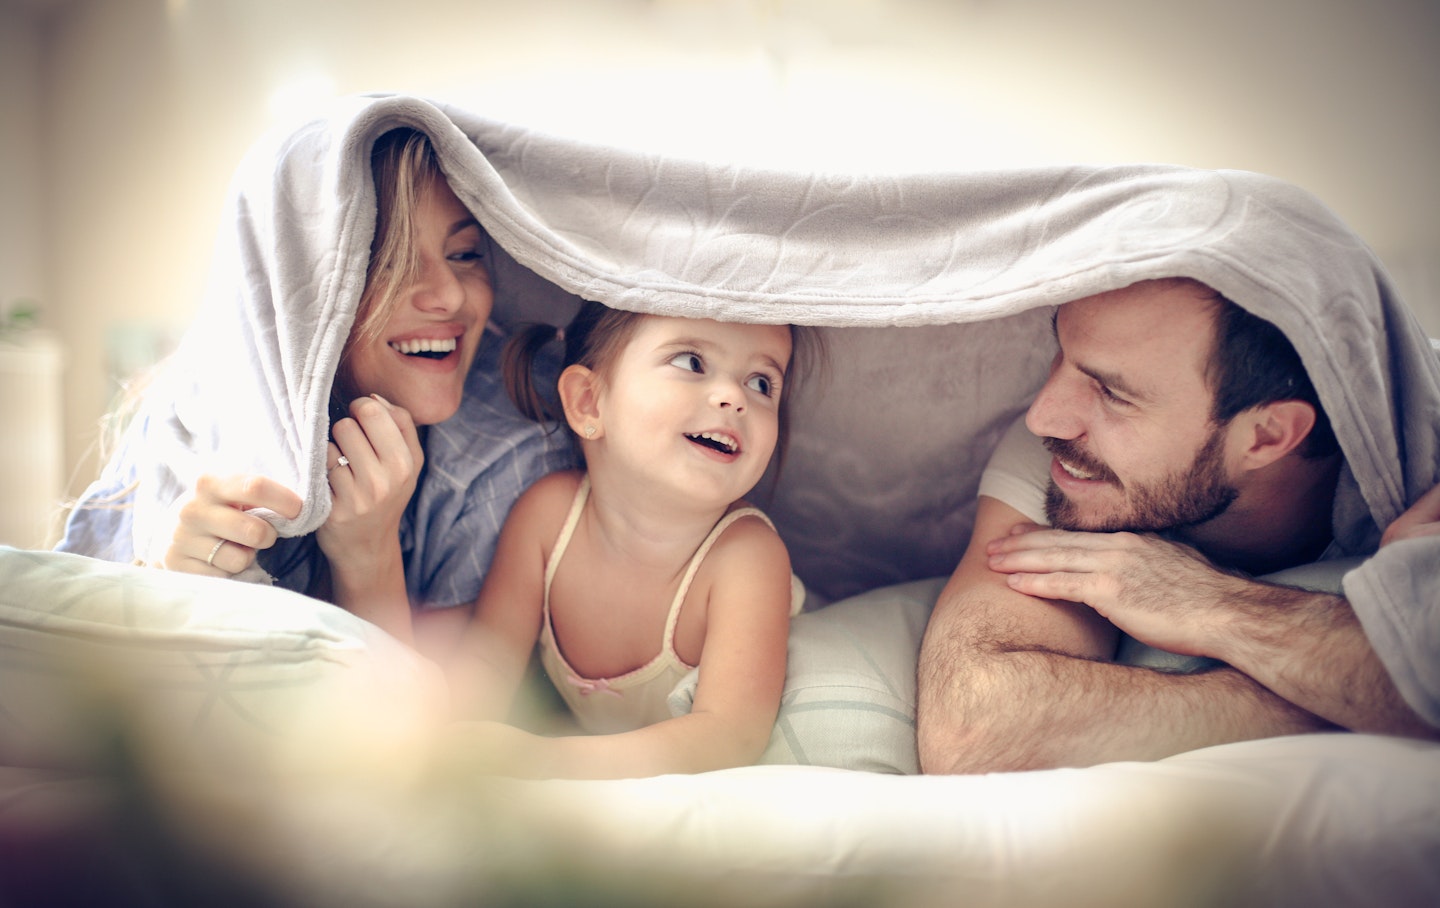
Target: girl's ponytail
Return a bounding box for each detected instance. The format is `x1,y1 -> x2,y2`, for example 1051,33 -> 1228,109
503,302 -> 649,437
501,323 -> 565,425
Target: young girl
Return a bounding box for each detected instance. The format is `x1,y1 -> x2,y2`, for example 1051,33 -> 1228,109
441,301 -> 811,779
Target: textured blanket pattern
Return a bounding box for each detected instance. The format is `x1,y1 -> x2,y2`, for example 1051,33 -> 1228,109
141,94 -> 1438,723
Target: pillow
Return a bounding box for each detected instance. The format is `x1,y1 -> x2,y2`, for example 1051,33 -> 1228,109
670,576 -> 943,775
1259,555 -> 1365,593
0,546 -> 444,779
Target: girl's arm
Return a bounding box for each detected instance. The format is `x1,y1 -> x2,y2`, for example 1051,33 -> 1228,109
445,516 -> 794,779
442,472 -> 575,721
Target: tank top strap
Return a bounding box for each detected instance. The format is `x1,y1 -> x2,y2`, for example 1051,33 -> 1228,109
543,474 -> 591,611
661,506 -> 775,650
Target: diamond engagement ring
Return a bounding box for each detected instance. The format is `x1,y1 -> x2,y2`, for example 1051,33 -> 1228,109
206,538 -> 226,567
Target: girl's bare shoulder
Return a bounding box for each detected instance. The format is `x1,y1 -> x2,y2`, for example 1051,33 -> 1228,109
707,506 -> 791,571
509,469 -> 585,534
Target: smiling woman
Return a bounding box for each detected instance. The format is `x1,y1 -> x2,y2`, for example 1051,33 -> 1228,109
336,130 -> 490,427
54,126 -> 577,639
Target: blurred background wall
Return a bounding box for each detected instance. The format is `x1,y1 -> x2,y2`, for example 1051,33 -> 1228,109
1,0 -> 1437,548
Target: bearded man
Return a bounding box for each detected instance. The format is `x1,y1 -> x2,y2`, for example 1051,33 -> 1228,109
916,277 -> 1440,774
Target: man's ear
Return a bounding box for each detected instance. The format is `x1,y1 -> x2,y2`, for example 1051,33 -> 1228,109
558,364 -> 603,438
1235,400 -> 1317,469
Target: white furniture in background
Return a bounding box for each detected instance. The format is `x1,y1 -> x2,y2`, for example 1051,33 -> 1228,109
0,330 -> 64,549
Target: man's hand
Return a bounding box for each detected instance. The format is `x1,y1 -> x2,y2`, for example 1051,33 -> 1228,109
987,523 -> 1438,740
986,525 -> 1247,659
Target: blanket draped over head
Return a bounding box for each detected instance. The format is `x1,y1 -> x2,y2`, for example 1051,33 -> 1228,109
113,93 -> 1439,724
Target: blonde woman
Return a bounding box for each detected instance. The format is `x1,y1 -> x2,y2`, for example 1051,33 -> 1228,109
58,128 -> 575,645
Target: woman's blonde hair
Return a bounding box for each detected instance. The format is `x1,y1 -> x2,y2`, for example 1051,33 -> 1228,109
339,129 -> 448,379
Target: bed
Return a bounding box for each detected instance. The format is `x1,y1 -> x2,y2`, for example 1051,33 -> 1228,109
2,93 -> 1437,906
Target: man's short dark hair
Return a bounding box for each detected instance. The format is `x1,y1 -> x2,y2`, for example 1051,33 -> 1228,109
1205,288 -> 1339,459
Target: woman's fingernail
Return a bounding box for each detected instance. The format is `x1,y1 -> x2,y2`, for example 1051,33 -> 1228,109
370,393 -> 392,407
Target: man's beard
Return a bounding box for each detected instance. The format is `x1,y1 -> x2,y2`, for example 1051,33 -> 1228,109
1043,428 -> 1239,533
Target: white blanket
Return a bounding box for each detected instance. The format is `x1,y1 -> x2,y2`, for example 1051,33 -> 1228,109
116,92 -> 1440,724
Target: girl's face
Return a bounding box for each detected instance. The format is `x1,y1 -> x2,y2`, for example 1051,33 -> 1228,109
591,316 -> 793,506
341,174 -> 492,425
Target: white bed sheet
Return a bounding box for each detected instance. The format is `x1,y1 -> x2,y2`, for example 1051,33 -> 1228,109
2,547 -> 1436,907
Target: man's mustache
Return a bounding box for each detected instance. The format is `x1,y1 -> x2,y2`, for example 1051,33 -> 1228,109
1041,436 -> 1120,486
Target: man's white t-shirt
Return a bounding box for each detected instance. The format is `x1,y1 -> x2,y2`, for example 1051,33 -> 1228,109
976,414 -> 1050,524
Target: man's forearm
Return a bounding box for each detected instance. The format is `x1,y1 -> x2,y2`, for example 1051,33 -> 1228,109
1208,583 -> 1439,739
917,637 -> 1333,774
986,528 -> 1440,742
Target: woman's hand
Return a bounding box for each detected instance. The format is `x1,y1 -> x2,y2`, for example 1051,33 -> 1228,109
163,474 -> 303,576
318,393 -> 425,639
317,393 -> 424,575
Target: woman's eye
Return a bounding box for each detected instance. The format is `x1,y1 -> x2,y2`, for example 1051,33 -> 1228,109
668,352 -> 703,373
448,247 -> 484,263
746,374 -> 774,396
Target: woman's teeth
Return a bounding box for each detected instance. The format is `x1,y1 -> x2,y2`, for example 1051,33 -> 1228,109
390,337 -> 458,357
687,431 -> 738,454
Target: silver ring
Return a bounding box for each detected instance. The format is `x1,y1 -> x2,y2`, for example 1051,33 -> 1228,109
328,454 -> 351,474
205,538 -> 226,567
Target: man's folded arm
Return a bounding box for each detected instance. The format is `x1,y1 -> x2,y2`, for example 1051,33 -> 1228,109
915,496 -> 1334,775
